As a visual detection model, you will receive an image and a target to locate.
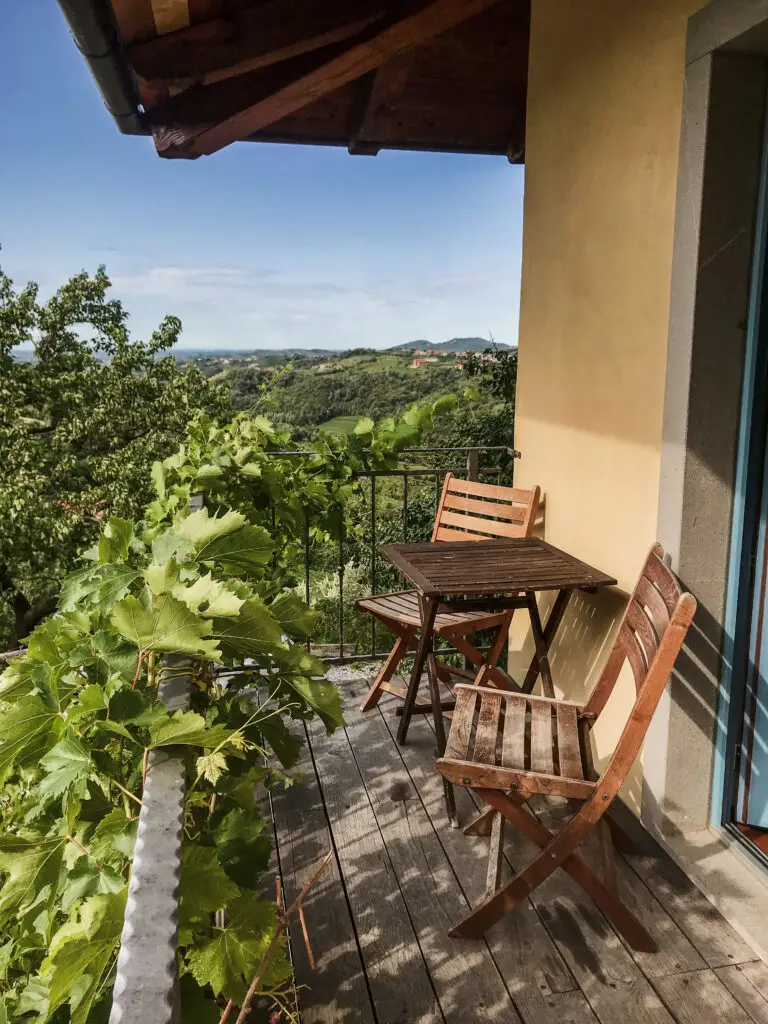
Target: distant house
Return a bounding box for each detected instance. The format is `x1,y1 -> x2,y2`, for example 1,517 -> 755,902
411,357 -> 439,368
316,362 -> 334,373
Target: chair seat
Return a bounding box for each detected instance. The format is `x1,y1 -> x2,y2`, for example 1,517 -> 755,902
438,684 -> 596,799
356,590 -> 510,632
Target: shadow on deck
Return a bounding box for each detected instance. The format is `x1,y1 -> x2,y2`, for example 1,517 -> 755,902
269,673 -> 768,1023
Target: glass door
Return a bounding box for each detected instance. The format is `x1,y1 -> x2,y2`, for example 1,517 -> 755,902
725,97 -> 768,856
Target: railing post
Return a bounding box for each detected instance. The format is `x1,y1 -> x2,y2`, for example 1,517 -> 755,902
110,494 -> 202,1024
109,662 -> 191,1024
466,448 -> 480,481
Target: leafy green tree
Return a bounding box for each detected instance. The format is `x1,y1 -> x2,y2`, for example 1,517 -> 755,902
0,262 -> 230,648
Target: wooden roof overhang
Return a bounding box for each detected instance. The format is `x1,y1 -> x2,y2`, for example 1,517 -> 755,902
82,0 -> 530,160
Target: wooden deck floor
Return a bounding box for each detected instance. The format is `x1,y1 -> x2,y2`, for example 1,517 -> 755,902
269,675 -> 768,1024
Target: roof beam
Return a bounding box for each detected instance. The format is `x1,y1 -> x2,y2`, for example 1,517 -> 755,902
130,0 -> 390,88
149,0 -> 502,158
346,53 -> 415,155
151,0 -> 190,35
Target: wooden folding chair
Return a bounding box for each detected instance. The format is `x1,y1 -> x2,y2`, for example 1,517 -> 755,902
436,543 -> 696,950
356,473 -> 541,713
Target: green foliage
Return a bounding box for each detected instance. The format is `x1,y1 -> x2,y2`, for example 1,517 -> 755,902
228,351 -> 461,431
0,391 -> 455,1021
0,261 -> 230,649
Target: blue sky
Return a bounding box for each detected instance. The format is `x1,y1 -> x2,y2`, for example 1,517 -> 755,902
1,4 -> 524,351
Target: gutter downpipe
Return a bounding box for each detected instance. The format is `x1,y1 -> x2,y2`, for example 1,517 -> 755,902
56,0 -> 150,136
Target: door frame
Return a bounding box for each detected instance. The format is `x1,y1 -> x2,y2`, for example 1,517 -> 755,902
713,109 -> 768,831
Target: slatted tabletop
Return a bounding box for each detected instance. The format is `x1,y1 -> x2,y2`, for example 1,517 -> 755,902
379,537 -> 617,597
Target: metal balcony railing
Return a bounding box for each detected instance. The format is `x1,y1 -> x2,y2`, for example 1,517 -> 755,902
277,445 -> 520,663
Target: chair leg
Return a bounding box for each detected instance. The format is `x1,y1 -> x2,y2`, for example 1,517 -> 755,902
597,818 -> 618,893
463,805 -> 497,838
473,612 -> 514,688
359,630 -> 415,712
485,812 -> 505,898
449,789 -> 656,952
448,633 -> 515,690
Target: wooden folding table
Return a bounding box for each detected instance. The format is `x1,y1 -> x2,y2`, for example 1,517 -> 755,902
378,537 -> 617,820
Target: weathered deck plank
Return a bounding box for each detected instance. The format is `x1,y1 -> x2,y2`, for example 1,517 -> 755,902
626,854 -> 759,969
341,687 -> 523,1023
717,963 -> 768,1022
269,733 -> 376,1024
654,969 -> 755,1024
269,671 -> 768,1024
375,691 -> 599,1024
306,713 -> 443,1024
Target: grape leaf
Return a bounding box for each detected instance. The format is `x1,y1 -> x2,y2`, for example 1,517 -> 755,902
257,717 -> 303,769
107,689 -> 147,723
215,810 -> 271,889
186,893 -> 290,1003
60,564 -> 139,613
89,631 -> 140,682
212,598 -> 285,663
151,530 -> 193,565
0,695 -> 63,779
172,572 -> 245,618
353,417 -> 374,434
110,593 -> 221,660
43,890 -> 127,1024
269,592 -> 317,640
198,525 -> 275,579
149,709 -> 239,750
24,619 -> 69,667
38,738 -> 92,799
66,685 -> 107,723
180,845 -> 239,914
282,676 -> 344,734
215,766 -> 268,810
433,393 -> 457,415
14,978 -> 48,1019
176,508 -> 246,551
0,939 -> 13,983
60,863 -> 125,910
0,833 -> 67,921
97,517 -> 134,564
143,559 -> 181,596
90,809 -> 138,865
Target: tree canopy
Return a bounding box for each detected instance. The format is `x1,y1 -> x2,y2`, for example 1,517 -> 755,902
0,262 -> 230,648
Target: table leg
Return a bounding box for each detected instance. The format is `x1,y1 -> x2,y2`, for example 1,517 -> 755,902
397,595 -> 439,745
522,589 -> 573,697
422,602 -> 457,824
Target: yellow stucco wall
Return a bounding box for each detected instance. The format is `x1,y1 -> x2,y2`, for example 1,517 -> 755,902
512,0 -> 707,810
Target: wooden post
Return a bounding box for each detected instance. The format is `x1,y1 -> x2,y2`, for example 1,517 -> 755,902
466,448 -> 479,481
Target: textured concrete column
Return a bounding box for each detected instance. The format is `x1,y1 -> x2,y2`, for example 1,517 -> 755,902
109,667 -> 191,1024
652,48 -> 767,835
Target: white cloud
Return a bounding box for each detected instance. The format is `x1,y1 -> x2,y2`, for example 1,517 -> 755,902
111,265 -> 254,297
108,262 -> 520,350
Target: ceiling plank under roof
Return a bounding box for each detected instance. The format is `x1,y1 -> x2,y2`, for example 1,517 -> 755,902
346,52 -> 416,155
148,0 -> 503,158
151,0 -> 190,34
130,0 -> 390,89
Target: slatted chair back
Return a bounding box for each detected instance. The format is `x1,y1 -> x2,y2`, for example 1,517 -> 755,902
583,543 -> 696,796
431,473 -> 540,543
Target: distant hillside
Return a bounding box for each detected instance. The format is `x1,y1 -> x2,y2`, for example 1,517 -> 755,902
385,337 -> 511,354
172,347 -> 337,361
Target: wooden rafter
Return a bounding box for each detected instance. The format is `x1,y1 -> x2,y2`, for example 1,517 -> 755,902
130,0 -> 390,88
346,52 -> 415,156
151,0 -> 190,35
148,0 -> 503,158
